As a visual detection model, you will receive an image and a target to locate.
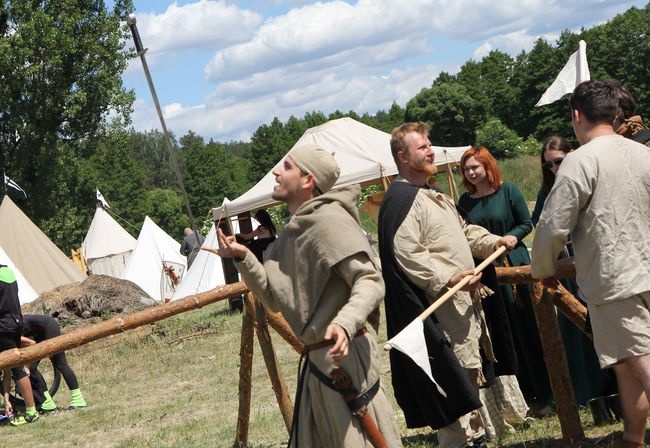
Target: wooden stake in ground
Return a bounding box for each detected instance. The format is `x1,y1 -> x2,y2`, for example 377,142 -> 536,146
251,294 -> 294,433
530,282 -> 584,445
235,294 -> 255,446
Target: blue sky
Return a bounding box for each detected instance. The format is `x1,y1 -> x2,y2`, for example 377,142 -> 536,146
121,0 -> 647,142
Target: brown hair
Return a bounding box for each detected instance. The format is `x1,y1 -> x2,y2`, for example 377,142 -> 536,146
460,146 -> 503,194
540,135 -> 573,195
390,122 -> 430,167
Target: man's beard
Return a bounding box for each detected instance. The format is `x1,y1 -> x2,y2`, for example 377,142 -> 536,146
413,160 -> 438,177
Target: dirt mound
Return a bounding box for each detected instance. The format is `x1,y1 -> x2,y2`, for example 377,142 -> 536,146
22,275 -> 157,327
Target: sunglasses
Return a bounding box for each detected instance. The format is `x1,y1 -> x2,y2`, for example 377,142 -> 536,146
542,157 -> 564,170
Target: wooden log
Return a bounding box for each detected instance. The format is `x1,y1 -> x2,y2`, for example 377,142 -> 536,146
531,282 -> 584,445
495,257 -> 576,285
549,282 -> 591,339
235,294 -> 255,446
251,295 -> 294,433
265,310 -> 305,354
0,281 -> 249,370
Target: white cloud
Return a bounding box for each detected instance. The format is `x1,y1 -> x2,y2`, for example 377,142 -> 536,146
134,1 -> 262,54
473,29 -> 559,59
127,0 -> 647,143
132,63 -> 442,141
204,0 -> 429,82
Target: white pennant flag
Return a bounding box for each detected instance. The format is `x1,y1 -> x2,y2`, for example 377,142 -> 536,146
96,188 -> 110,209
386,319 -> 447,397
536,40 -> 590,107
3,174 -> 27,197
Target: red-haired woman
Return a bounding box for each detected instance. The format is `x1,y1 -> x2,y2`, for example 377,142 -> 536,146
458,146 -> 552,433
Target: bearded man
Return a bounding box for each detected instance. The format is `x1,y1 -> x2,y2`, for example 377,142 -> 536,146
378,122 -> 515,448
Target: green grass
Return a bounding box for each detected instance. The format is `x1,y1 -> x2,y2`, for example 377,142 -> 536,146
2,302 -> 644,447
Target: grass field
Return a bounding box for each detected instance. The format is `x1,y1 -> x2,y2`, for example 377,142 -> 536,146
1,301 -> 645,447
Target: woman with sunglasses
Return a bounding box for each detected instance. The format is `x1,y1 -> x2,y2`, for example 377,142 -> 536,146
458,146 -> 544,437
532,135 -> 615,407
531,135 -> 571,225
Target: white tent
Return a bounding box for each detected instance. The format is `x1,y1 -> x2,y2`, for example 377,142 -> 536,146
82,207 -> 137,277
0,195 -> 86,295
213,117 -> 469,219
170,217 -> 244,301
0,246 -> 39,305
121,216 -> 187,302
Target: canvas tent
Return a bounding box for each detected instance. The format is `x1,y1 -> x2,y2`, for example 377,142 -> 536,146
170,217 -> 243,301
121,216 -> 187,302
0,195 -> 86,295
0,246 -> 39,304
213,117 -> 469,219
82,206 -> 137,277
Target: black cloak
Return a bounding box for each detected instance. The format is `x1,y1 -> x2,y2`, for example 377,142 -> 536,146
378,181 -> 482,429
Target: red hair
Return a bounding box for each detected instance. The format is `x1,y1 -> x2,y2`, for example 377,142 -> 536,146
460,146 -> 503,194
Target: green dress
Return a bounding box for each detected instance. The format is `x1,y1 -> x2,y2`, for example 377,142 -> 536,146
459,181 -> 552,406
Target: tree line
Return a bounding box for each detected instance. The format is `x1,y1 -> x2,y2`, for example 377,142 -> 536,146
1,0 -> 648,252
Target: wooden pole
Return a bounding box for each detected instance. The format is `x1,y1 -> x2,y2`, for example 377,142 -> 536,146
251,294 -> 294,433
547,282 -> 591,339
530,282 -> 584,445
494,257 -> 576,284
235,294 -> 255,446
384,246 -> 506,351
265,310 -> 305,354
495,260 -> 590,338
0,282 -> 249,370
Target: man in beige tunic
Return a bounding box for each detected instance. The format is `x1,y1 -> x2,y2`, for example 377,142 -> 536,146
210,145 -> 402,447
532,80 -> 650,448
379,122 -> 515,448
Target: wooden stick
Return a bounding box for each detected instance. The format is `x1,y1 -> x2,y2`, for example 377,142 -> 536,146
266,310 -> 305,354
251,295 -> 294,433
384,246 -> 506,351
531,283 -> 585,445
235,294 -> 255,446
0,281 -> 249,370
418,245 -> 506,321
495,257 -> 576,284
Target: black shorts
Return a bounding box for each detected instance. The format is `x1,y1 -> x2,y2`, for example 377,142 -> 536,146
0,329 -> 28,380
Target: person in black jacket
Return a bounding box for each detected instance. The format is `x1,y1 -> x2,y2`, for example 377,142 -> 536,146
22,314 -> 87,411
0,264 -> 39,425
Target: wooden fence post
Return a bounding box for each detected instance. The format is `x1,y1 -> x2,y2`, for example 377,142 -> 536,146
234,294 -> 255,446
531,282 -> 585,445
250,294 -> 294,433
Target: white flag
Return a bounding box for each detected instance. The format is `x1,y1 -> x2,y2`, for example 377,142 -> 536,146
3,174 -> 27,197
386,319 -> 447,397
96,188 -> 110,208
536,40 -> 590,107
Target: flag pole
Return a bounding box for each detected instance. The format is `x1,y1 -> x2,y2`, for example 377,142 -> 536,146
126,14 -> 201,244
384,245 -> 506,351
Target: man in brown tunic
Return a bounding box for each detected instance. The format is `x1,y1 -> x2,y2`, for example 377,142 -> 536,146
209,144 -> 402,447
